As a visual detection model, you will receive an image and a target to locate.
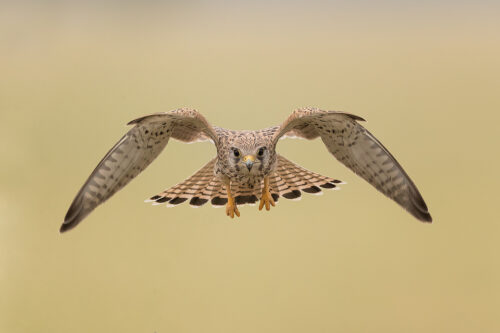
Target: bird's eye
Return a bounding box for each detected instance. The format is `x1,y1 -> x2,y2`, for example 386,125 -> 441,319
258,147 -> 265,157
233,149 -> 240,157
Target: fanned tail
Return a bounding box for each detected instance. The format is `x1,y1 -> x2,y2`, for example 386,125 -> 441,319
146,154 -> 343,209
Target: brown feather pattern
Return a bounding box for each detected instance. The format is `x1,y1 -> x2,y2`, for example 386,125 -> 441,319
148,155 -> 341,208
62,107 -> 431,232
273,107 -> 432,222
61,108 -> 217,232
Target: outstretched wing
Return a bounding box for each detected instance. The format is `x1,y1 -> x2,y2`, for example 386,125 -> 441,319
60,108 -> 217,232
273,107 -> 432,222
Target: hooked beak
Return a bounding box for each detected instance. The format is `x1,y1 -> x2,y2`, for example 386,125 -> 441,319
242,155 -> 255,171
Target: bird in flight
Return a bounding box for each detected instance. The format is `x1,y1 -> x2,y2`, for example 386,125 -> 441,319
61,107 -> 432,232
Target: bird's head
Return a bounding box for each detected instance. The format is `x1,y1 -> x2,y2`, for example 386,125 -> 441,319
227,143 -> 272,176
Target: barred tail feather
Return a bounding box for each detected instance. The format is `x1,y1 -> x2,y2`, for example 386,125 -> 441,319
147,158 -> 219,207
146,154 -> 343,209
270,155 -> 343,201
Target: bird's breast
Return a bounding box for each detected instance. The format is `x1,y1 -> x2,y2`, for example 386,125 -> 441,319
232,174 -> 263,189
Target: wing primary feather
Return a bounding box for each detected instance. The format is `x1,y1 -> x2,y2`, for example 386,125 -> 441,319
273,108 -> 432,222
60,108 -> 217,232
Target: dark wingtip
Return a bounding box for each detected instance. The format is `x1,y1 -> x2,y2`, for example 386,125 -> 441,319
59,221 -> 74,233
59,215 -> 81,233
417,211 -> 433,223
60,215 -> 79,233
405,196 -> 432,223
60,203 -> 89,233
408,187 -> 433,223
60,209 -> 76,233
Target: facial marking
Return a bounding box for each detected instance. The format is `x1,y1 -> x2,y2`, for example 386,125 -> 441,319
215,128 -> 277,186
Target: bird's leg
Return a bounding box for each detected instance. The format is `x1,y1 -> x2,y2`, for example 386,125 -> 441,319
224,179 -> 240,218
259,176 -> 275,211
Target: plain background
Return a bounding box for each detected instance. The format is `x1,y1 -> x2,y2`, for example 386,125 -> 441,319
1,1 -> 499,332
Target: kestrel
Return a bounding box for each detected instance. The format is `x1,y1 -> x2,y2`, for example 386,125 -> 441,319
60,107 -> 432,232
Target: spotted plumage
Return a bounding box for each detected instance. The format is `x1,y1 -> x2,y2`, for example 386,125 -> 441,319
60,107 -> 432,232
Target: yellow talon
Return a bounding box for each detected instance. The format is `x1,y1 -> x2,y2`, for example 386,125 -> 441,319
224,178 -> 240,219
259,191 -> 275,211
259,176 -> 275,211
226,197 -> 240,218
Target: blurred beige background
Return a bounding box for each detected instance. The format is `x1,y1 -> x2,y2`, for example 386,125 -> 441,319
1,1 -> 499,332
